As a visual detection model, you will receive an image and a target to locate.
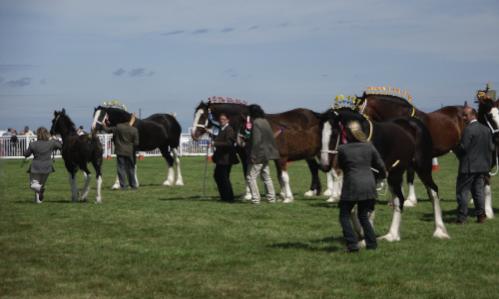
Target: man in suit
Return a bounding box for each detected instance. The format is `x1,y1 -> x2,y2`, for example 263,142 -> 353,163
212,113 -> 239,202
337,121 -> 386,252
104,114 -> 139,189
455,106 -> 494,224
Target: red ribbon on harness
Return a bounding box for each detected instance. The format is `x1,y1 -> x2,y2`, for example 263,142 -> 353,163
339,122 -> 347,144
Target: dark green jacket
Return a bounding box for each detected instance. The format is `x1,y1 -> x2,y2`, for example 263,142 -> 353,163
249,118 -> 280,164
338,142 -> 386,201
213,125 -> 239,165
105,123 -> 139,157
455,121 -> 494,174
24,139 -> 62,174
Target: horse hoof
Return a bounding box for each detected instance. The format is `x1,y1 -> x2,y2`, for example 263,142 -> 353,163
163,181 -> 173,186
283,198 -> 294,203
95,199 -> 102,204
326,197 -> 339,203
358,240 -> 366,248
111,184 -> 120,190
243,193 -> 252,201
485,210 -> 495,219
323,189 -> 332,196
433,230 -> 450,239
175,181 -> 184,186
404,200 -> 417,208
304,190 -> 317,197
378,233 -> 400,242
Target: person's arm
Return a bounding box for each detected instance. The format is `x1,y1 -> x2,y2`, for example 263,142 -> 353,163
24,143 -> 33,158
133,128 -> 139,146
51,139 -> 63,151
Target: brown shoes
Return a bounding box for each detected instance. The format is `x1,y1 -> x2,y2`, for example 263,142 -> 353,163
477,214 -> 486,224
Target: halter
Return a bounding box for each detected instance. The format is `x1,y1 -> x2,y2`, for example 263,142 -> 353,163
93,110 -> 109,127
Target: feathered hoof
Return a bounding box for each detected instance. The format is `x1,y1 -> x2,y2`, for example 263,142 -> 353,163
95,198 -> 102,204
175,180 -> 184,186
283,197 -> 294,204
485,211 -> 495,219
378,233 -> 400,242
326,196 -> 339,203
323,189 -> 332,196
111,184 -> 120,190
433,229 -> 450,239
404,200 -> 417,208
162,180 -> 173,186
242,193 -> 252,200
358,240 -> 366,248
304,190 -> 317,197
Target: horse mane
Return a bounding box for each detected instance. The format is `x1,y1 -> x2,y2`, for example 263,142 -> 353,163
58,112 -> 77,132
362,92 -> 414,109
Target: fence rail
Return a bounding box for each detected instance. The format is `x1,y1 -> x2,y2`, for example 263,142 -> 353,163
0,133 -> 212,159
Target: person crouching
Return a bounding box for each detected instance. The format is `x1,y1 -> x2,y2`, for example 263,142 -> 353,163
24,127 -> 62,203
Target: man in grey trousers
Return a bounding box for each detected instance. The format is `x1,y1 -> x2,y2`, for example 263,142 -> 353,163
246,104 -> 280,204
455,106 -> 494,224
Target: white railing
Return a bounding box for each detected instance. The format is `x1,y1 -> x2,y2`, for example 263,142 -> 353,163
0,133 -> 212,159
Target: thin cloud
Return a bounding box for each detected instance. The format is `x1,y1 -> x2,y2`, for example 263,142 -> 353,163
147,71 -> 155,77
0,77 -> 3,84
221,27 -> 235,33
248,25 -> 259,30
192,28 -> 209,35
5,77 -> 32,87
0,64 -> 36,72
40,78 -> 47,85
113,68 -> 126,76
161,30 -> 185,36
129,68 -> 145,77
224,68 -> 239,78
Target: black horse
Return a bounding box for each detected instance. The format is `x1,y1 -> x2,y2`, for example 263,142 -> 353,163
50,109 -> 103,203
92,105 -> 183,187
320,107 -> 449,241
191,98 -> 326,202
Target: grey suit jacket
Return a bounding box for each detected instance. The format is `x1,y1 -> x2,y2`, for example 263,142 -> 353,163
338,142 -> 386,201
248,118 -> 280,164
213,125 -> 239,165
24,139 -> 62,174
455,121 -> 494,174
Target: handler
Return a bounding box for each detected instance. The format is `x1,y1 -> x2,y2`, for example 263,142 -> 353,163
337,121 -> 386,252
246,104 -> 280,204
455,106 -> 494,224
212,113 -> 239,202
103,113 -> 139,189
23,127 -> 62,203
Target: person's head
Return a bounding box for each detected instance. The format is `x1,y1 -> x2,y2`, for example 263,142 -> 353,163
345,121 -> 367,143
463,106 -> 477,124
24,126 -> 29,132
249,104 -> 265,119
219,113 -> 229,127
79,125 -> 84,130
36,127 -> 51,141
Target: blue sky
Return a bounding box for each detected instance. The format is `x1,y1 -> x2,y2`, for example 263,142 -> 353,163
1,0 -> 498,132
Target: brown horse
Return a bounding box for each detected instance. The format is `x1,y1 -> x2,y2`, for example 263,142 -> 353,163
191,99 -> 323,202
356,93 -> 465,206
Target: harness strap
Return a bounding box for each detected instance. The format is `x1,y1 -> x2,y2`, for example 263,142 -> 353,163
366,118 -> 373,142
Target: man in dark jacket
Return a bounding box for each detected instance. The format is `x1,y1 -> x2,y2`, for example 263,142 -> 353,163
212,113 -> 239,202
455,106 -> 494,224
246,104 -> 280,204
104,114 -> 139,189
337,121 -> 386,252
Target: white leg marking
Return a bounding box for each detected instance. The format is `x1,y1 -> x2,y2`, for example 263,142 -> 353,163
69,174 -> 78,202
428,188 -> 450,239
96,176 -> 102,203
163,164 -> 175,186
134,164 -> 140,187
323,170 -> 334,196
405,183 -> 417,207
111,176 -> 120,190
80,172 -> 91,201
304,189 -> 317,197
320,122 -> 332,167
484,184 -> 494,219
379,190 -> 401,242
281,171 -> 294,203
173,149 -> 184,186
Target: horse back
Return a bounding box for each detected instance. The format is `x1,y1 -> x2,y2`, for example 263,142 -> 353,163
426,105 -> 465,156
136,113 -> 181,149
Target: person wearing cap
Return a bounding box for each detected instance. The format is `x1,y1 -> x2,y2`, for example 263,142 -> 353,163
103,113 -> 139,189
337,120 -> 386,252
23,127 -> 62,203
246,104 -> 280,204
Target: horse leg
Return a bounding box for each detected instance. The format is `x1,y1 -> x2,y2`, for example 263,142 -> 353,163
172,148 -> 184,186
161,148 -> 175,186
379,175 -> 404,242
237,148 -> 252,200
280,161 -> 294,203
405,167 -> 418,207
304,159 -> 321,197
68,171 -> 78,202
111,175 -> 121,190
80,166 -> 92,202
274,161 -> 285,200
326,169 -> 342,203
484,175 -> 494,219
92,157 -> 103,203
323,170 -> 333,196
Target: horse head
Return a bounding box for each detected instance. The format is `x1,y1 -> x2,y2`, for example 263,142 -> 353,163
51,108 -> 76,137
476,85 -> 499,135
319,108 -> 341,171
191,101 -> 210,140
92,106 -> 131,131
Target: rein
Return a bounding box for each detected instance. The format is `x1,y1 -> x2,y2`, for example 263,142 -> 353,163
485,118 -> 499,134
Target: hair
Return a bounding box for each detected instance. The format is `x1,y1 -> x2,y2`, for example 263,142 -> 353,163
218,113 -> 229,120
249,104 -> 265,119
36,127 -> 51,141
464,106 -> 477,117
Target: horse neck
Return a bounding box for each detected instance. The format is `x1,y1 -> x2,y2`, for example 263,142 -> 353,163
365,96 -> 422,120
107,109 -> 132,125
209,104 -> 248,124
57,118 -> 77,142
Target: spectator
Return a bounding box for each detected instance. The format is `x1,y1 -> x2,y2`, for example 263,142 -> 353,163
22,126 -> 35,136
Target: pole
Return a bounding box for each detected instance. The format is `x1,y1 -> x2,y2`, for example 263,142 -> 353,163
202,139 -> 210,197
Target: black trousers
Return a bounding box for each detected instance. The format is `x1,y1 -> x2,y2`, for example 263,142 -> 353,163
117,155 -> 137,189
339,199 -> 377,251
456,172 -> 485,221
214,164 -> 234,202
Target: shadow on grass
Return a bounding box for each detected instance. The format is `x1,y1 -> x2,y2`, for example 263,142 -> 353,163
421,207 -> 499,223
157,196 -> 249,204
269,235 -> 343,252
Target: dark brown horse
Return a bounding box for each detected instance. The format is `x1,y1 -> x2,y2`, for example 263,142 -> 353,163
320,107 -> 449,241
191,99 -> 323,202
50,109 -> 103,203
356,93 -> 465,207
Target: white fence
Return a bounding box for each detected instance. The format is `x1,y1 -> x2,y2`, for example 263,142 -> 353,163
0,133 -> 212,159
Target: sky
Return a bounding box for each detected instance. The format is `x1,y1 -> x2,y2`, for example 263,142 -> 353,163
1,0 -> 498,133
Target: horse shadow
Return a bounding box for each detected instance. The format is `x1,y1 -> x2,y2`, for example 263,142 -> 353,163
269,236 -> 343,253
421,207 -> 499,223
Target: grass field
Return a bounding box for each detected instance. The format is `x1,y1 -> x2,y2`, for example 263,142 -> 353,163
1,154 -> 498,298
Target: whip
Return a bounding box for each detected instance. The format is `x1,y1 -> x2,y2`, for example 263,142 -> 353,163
202,139 -> 211,197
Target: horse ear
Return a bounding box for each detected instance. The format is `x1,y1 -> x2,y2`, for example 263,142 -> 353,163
54,110 -> 58,116
62,108 -> 66,114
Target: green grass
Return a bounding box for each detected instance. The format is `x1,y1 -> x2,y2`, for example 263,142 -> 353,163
1,154 -> 498,298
